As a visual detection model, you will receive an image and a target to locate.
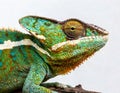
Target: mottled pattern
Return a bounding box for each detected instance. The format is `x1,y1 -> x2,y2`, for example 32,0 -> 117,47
0,29 -> 53,93
0,16 -> 108,93
19,16 -> 66,48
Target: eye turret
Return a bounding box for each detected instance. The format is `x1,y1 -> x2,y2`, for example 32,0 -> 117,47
62,19 -> 85,39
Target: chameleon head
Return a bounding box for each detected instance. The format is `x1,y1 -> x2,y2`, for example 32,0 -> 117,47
19,16 -> 109,75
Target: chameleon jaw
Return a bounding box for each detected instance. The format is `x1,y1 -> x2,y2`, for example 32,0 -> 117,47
51,35 -> 108,51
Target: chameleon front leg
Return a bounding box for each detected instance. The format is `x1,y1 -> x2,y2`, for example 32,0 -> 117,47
22,63 -> 57,93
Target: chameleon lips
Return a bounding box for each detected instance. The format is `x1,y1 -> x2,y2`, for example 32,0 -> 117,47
51,35 -> 108,51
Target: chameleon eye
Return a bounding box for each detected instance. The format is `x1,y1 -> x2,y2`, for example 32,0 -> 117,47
62,20 -> 85,39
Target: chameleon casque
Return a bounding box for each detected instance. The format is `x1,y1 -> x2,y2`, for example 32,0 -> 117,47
0,16 -> 108,93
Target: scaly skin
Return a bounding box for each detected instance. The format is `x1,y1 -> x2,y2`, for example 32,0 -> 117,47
0,16 -> 109,93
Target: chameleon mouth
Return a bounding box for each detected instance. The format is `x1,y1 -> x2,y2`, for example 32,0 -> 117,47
51,35 -> 108,51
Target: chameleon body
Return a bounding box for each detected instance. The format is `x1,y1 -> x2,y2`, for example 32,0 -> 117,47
0,16 -> 109,93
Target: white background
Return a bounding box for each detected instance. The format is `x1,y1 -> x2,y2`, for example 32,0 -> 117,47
0,0 -> 119,93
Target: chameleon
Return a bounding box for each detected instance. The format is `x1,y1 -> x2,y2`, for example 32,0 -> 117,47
0,16 -> 109,93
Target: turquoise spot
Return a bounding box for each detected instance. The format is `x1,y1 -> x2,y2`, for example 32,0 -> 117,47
13,57 -> 17,61
86,28 -> 93,36
0,50 -> 2,55
0,62 -> 3,67
10,51 -> 15,56
0,39 -> 3,44
20,46 -> 27,58
93,31 -> 99,35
